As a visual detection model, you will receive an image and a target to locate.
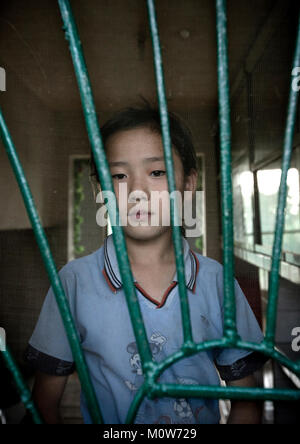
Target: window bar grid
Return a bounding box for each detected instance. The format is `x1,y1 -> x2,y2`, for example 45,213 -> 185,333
0,108 -> 102,424
58,0 -> 154,365
57,0 -> 154,405
264,9 -> 300,349
146,0 -> 195,349
0,0 -> 299,426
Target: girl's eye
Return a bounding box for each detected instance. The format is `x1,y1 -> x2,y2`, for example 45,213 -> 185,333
151,170 -> 166,177
112,174 -> 127,180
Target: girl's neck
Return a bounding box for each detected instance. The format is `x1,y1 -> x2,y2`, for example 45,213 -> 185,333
125,230 -> 175,267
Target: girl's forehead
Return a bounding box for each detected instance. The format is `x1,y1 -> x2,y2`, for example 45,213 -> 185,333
105,127 -> 183,174
106,127 -> 173,162
107,127 -> 162,150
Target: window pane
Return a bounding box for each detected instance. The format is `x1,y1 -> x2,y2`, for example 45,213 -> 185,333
257,149 -> 300,256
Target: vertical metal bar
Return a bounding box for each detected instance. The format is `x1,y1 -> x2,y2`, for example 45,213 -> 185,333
1,345 -> 42,424
0,108 -> 103,424
57,0 -> 153,375
265,10 -> 300,347
146,0 -> 194,349
215,0 -> 238,341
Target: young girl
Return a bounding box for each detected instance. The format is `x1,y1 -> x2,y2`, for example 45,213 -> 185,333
24,104 -> 268,424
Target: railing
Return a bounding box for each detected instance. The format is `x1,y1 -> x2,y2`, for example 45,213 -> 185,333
0,0 -> 299,425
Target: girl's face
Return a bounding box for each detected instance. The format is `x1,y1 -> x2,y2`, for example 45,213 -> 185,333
105,127 -> 196,240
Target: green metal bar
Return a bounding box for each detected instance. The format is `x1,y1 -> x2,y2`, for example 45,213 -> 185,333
126,0 -> 300,422
0,344 -> 43,424
125,384 -> 148,424
146,0 -> 195,349
234,341 -> 300,376
1,0 -> 299,425
155,340 -> 300,381
126,336 -> 300,422
0,108 -> 103,425
216,0 -> 238,342
264,9 -> 300,347
152,384 -> 300,402
126,381 -> 299,424
57,0 -> 153,382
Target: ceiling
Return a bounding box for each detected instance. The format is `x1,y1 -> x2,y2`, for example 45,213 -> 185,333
0,0 -> 275,112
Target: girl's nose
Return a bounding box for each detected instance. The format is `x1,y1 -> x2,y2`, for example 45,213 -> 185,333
128,188 -> 149,205
129,176 -> 150,201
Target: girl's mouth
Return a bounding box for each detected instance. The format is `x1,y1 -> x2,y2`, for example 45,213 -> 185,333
135,210 -> 152,220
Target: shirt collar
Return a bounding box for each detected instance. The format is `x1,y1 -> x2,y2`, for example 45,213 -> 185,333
102,234 -> 199,294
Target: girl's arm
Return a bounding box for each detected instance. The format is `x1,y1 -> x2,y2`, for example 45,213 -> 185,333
32,370 -> 68,424
226,374 -> 262,424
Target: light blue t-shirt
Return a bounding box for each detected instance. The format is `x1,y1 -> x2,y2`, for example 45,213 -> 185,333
27,234 -> 265,424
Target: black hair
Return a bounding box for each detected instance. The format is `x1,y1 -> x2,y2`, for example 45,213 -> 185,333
89,101 -> 197,182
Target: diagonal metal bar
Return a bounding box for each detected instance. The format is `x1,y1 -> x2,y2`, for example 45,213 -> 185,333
215,0 -> 238,342
146,0 -> 195,349
57,0 -> 153,384
265,9 -> 300,347
0,108 -> 103,424
0,343 -> 42,424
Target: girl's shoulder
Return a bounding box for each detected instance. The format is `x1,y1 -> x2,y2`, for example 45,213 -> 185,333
191,250 -> 223,275
59,244 -> 105,277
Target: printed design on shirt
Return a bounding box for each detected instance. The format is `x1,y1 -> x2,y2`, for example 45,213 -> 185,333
153,377 -> 204,424
173,398 -> 193,421
154,415 -> 172,424
125,335 -> 205,424
172,377 -> 199,423
124,332 -> 167,392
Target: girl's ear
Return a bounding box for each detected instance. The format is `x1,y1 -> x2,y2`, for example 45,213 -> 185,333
95,183 -> 102,202
90,177 -> 102,202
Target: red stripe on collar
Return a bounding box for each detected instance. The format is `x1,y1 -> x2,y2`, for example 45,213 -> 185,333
134,281 -> 178,309
102,268 -> 118,293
